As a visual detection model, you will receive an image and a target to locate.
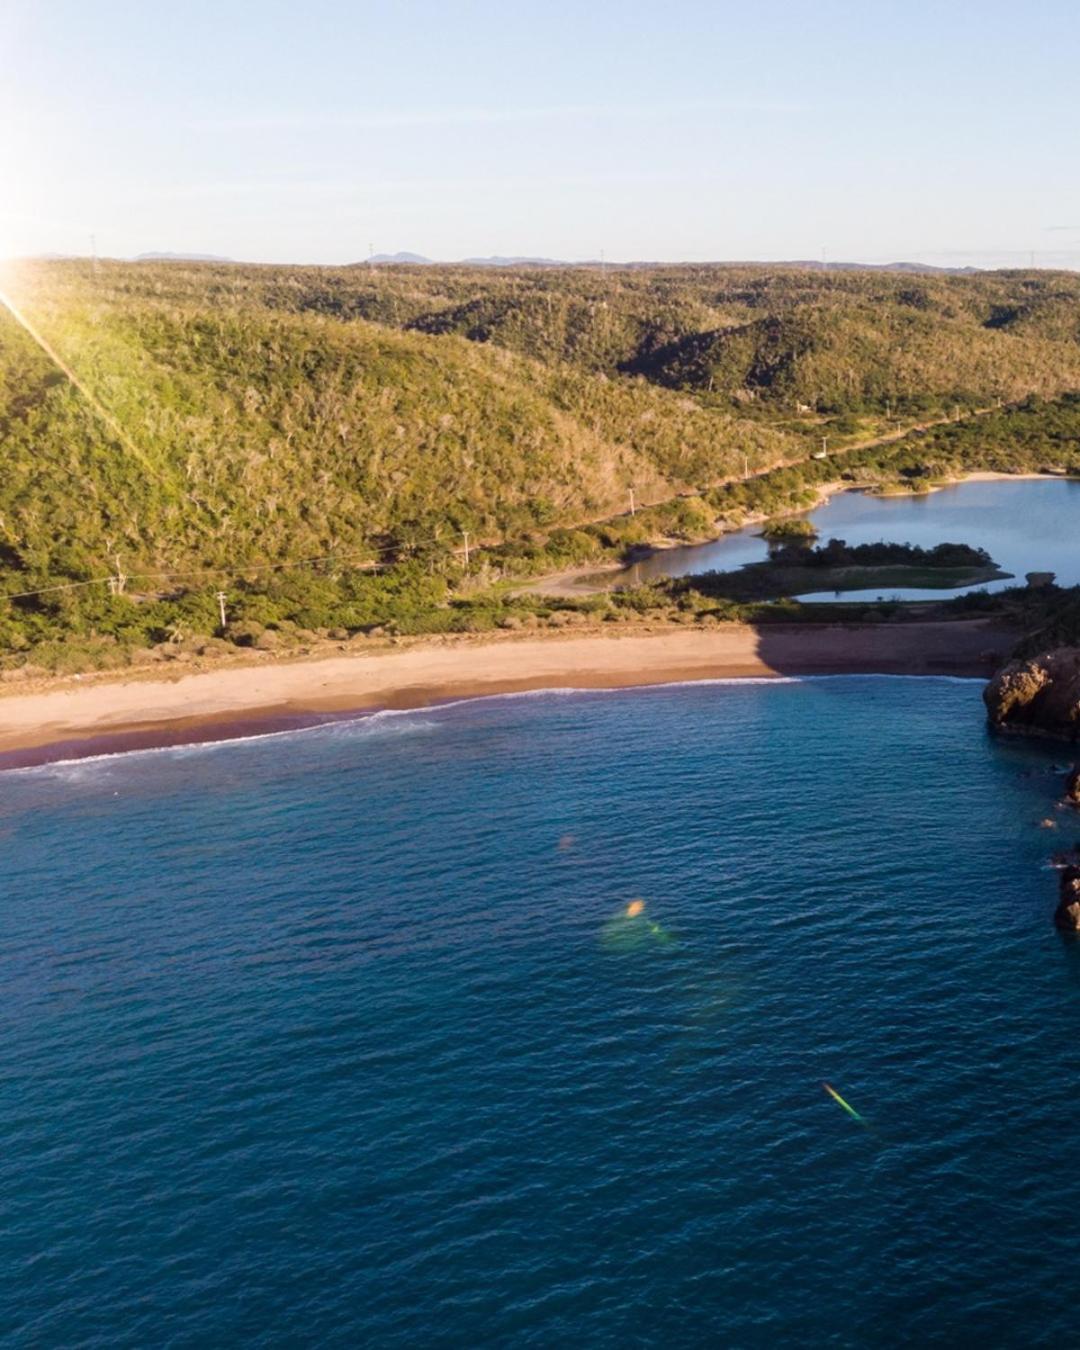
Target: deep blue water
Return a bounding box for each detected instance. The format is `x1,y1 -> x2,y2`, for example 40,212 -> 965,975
620,478 -> 1080,600
2,678 -> 1080,1347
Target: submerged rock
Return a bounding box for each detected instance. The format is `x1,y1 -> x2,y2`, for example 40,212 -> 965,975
984,648 -> 1080,741
1055,866 -> 1080,933
1067,765 -> 1080,805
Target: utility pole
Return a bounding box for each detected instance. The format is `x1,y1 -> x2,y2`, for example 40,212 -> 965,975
462,530 -> 470,568
216,590 -> 227,629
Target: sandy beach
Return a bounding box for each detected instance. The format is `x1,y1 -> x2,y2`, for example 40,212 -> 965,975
0,619 -> 1014,768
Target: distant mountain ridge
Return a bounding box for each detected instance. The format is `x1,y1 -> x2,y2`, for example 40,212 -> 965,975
357,252 -> 981,274
461,255 -> 597,268
15,251 -> 993,275
365,251 -> 434,265
135,251 -> 235,263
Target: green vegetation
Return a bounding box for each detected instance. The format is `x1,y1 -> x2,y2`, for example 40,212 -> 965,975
2,258 -> 1080,673
761,518 -> 820,546
988,585 -> 1080,658
672,541 -> 1006,602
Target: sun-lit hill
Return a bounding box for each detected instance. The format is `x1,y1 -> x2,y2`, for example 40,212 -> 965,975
0,261 -> 798,581
626,304 -> 1080,411
4,255 -> 1080,668
2,257 -> 1080,650
249,261 -> 1080,411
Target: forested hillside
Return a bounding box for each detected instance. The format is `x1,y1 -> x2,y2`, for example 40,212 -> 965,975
0,261 -> 809,579
1,258 -> 1080,669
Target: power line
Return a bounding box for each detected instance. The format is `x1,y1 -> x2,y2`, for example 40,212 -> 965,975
0,531 -> 468,604
22,376 -> 781,603
0,398 -> 1007,605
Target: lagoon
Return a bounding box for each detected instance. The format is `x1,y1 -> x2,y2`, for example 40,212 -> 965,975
619,478 -> 1080,601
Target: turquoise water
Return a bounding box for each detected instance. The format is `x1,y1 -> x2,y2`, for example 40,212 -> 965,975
620,478 -> 1080,600
2,678 -> 1079,1346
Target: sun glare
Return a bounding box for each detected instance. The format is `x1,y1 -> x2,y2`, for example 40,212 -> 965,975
0,266 -> 152,474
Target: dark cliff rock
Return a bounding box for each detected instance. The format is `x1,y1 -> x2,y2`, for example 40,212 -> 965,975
984,648 -> 1080,741
990,652 -> 1080,930
1055,867 -> 1080,932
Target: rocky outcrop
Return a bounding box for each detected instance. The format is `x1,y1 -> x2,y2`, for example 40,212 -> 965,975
984,648 -> 1080,741
990,654 -> 1080,931
1055,867 -> 1080,933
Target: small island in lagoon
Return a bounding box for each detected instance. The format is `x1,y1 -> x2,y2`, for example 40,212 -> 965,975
658,538 -> 1010,604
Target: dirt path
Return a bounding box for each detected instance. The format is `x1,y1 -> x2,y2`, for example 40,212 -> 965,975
519,409 -> 1009,597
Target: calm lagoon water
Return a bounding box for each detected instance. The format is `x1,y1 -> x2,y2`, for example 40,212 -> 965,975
620,477 -> 1080,600
2,678 -> 1080,1346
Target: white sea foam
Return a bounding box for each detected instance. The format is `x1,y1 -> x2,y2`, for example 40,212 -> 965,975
5,707 -> 440,779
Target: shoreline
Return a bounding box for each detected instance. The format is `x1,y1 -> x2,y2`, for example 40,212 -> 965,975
0,620 -> 1015,770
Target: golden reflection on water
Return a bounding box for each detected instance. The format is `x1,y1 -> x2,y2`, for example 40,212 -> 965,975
601,898 -> 674,952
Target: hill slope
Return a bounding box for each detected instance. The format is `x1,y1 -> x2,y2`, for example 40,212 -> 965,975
0,262 -> 800,581
6,257 -> 1080,669
3,258 -> 1080,600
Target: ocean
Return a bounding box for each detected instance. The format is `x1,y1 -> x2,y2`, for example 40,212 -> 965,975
2,677 -> 1078,1346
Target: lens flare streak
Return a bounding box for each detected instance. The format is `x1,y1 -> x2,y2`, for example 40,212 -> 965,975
0,279 -> 154,473
822,1082 -> 864,1123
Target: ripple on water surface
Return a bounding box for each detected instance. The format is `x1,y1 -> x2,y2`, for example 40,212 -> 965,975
1,678 -> 1078,1347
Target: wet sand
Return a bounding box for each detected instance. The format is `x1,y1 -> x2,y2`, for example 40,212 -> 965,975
0,620 -> 1013,769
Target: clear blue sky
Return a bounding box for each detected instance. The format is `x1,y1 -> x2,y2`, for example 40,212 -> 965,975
3,0 -> 1079,266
